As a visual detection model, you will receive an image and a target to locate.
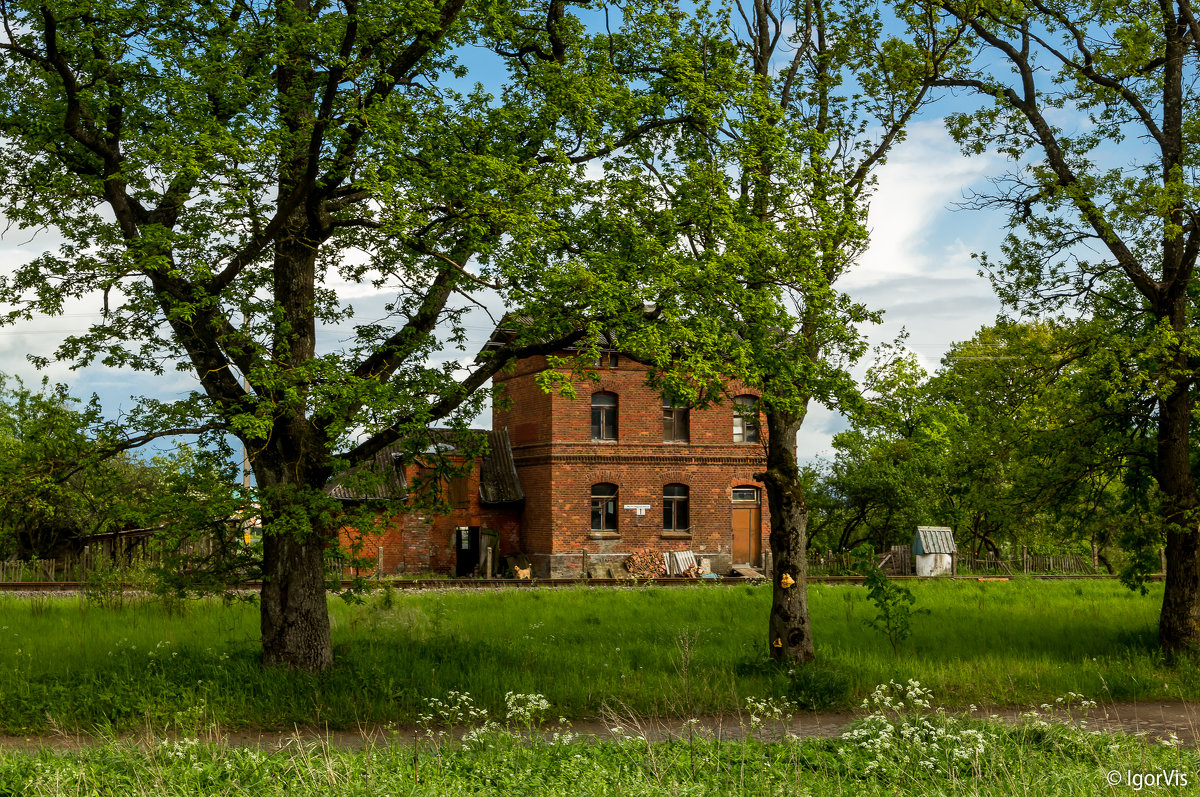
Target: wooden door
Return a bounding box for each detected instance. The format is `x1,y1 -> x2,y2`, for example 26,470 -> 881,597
732,505 -> 761,565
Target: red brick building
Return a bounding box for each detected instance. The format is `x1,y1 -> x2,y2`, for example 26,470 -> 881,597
337,347 -> 769,578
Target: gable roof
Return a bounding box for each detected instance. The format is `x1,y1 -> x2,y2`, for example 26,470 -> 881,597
474,316 -> 618,364
913,526 -> 957,555
326,447 -> 408,502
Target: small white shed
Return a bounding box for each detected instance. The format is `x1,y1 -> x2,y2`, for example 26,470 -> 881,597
913,527 -> 957,577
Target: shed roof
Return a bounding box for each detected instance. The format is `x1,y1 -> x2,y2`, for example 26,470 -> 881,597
326,447 -> 408,502
913,526 -> 957,555
326,427 -> 524,506
478,428 -> 524,504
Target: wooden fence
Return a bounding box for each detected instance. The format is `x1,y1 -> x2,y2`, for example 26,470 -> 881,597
807,551 -> 857,576
957,552 -> 1095,575
0,550 -> 162,582
0,537 -> 178,582
0,559 -> 59,582
809,547 -> 1101,577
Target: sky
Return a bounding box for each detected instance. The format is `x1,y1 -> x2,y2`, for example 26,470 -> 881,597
797,118 -> 1009,456
0,114 -> 1009,463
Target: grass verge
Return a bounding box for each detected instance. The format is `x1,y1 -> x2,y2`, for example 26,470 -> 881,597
1,686 -> 1196,796
0,578 -> 1194,734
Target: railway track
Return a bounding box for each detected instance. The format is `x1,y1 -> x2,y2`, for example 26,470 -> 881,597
0,572 -> 1163,593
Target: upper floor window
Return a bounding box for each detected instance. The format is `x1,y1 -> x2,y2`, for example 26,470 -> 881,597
733,395 -> 760,443
663,484 -> 689,532
662,400 -> 689,442
591,392 -> 618,440
591,483 -> 618,531
593,352 -> 619,368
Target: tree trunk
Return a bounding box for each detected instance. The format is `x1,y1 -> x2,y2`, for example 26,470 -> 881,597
255,430 -> 336,671
261,524 -> 334,670
1156,375 -> 1200,652
760,409 -> 814,664
1159,528 -> 1200,652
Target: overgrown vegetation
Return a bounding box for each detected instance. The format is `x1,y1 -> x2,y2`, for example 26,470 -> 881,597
853,545 -> 926,656
804,324 -> 1157,575
0,580 -> 1193,735
0,682 -> 1195,796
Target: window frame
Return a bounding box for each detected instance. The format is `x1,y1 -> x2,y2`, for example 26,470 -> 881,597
662,399 -> 690,443
732,486 -> 761,503
590,483 -> 619,533
591,391 -> 618,440
662,483 -> 690,534
733,395 -> 760,443
592,351 -> 619,369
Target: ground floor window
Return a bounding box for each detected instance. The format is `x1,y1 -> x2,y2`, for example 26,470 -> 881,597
591,483 -> 618,532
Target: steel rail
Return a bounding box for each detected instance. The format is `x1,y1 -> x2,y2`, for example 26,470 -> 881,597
0,572 -> 1164,593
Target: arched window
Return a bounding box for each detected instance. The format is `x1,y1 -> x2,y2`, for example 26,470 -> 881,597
663,484 -> 689,532
733,395 -> 760,443
662,399 -> 689,442
591,392 -> 618,440
591,483 -> 618,531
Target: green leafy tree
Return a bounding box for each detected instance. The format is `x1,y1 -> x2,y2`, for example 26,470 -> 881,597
0,374 -> 163,559
807,340 -> 947,555
915,0 -> 1200,649
640,0 -> 965,663
0,0 -> 695,669
934,323 -> 1151,568
820,323 -> 1154,568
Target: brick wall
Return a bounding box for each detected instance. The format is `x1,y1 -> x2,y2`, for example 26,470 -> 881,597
494,353 -> 770,578
340,351 -> 772,578
338,456 -> 521,576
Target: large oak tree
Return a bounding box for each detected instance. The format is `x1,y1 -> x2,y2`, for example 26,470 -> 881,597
0,0 -> 692,669
923,0 -> 1200,651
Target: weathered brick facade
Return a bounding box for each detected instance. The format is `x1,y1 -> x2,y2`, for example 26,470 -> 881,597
340,457 -> 521,576
341,351 -> 769,578
494,353 -> 769,578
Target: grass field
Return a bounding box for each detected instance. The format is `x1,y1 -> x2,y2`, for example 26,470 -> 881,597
0,578 -> 1193,735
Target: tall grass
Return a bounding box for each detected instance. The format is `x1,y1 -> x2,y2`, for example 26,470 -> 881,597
0,579 -> 1192,734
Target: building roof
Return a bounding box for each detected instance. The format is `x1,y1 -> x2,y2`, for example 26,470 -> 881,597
473,306 -> 663,365
326,447 -> 409,502
913,526 -> 957,555
475,316 -> 620,364
478,428 -> 524,504
326,427 -> 524,505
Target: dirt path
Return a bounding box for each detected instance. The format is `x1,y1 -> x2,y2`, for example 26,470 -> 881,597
0,701 -> 1196,754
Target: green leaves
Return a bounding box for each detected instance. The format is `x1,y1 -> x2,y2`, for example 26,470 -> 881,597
852,544 -> 926,656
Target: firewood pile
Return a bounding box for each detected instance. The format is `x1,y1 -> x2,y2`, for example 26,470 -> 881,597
624,549 -> 701,578
624,548 -> 667,578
